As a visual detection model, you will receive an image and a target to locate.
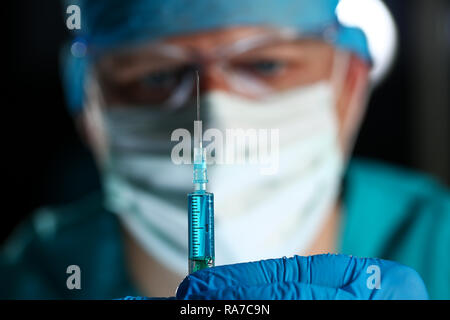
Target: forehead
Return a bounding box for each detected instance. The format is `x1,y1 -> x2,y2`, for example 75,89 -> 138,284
164,26 -> 269,50
111,25 -> 335,56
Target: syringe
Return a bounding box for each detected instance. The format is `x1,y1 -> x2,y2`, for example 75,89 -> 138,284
188,71 -> 215,274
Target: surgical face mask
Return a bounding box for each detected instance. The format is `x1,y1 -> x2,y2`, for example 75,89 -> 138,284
95,81 -> 344,276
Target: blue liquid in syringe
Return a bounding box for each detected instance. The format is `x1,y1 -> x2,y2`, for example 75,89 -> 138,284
188,189 -> 214,273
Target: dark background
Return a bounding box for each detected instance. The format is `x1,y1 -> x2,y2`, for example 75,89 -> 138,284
3,0 -> 449,244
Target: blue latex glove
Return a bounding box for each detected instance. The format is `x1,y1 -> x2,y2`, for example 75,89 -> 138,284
175,254 -> 429,300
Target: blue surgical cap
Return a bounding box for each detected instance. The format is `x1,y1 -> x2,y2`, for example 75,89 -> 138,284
63,0 -> 371,114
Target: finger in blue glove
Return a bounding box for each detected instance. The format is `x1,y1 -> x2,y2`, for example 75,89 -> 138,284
176,254 -> 429,300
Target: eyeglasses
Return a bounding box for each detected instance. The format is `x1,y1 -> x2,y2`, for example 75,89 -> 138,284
93,27 -> 341,109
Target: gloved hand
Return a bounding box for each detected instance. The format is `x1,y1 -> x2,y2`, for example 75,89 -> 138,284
175,254 -> 429,300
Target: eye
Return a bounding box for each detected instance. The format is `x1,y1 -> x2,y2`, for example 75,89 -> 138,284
244,60 -> 286,76
140,69 -> 179,89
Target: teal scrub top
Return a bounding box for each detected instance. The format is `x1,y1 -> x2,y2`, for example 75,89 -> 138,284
1,158 -> 449,299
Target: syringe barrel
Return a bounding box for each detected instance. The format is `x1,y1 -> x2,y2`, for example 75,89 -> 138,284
188,191 -> 215,273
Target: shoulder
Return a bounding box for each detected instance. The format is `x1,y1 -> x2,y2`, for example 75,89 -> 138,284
345,158 -> 450,222
2,192 -> 110,264
346,158 -> 449,202
344,157 -> 450,232
343,158 -> 450,299
0,192 -> 126,299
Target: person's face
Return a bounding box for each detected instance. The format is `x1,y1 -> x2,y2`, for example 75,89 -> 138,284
86,26 -> 370,157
